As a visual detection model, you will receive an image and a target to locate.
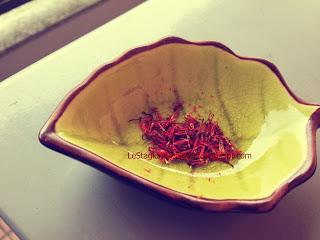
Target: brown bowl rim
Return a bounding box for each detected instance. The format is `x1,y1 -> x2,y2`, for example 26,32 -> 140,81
39,36 -> 320,212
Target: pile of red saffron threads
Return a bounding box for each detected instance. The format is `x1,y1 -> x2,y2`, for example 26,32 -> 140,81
133,101 -> 242,168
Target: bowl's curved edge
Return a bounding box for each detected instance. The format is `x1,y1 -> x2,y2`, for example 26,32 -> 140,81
39,36 -> 320,212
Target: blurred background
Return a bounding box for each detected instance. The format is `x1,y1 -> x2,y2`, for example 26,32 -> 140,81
0,0 -> 145,81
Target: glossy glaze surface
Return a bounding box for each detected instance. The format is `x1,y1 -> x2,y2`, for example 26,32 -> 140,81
50,39 -> 318,201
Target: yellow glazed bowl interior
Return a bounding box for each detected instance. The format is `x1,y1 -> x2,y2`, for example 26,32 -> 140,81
47,38 -> 318,207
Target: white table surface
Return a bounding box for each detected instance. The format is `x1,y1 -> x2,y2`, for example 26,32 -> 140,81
1,0 -> 320,239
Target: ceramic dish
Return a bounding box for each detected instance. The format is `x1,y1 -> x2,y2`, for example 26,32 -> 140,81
39,37 -> 320,212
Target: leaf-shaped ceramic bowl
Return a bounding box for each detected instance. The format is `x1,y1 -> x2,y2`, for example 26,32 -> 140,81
39,37 -> 320,212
